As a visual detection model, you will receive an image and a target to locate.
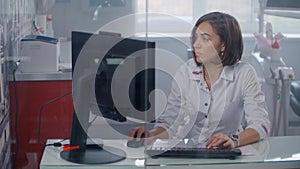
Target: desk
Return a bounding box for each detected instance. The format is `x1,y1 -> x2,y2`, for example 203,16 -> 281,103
40,136 -> 300,169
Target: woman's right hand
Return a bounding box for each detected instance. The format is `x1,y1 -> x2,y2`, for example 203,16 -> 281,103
128,126 -> 154,145
128,126 -> 168,145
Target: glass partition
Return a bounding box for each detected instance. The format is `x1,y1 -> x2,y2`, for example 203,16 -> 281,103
4,0 -> 300,169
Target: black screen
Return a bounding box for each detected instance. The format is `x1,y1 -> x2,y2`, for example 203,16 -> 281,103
72,31 -> 155,122
94,38 -> 155,122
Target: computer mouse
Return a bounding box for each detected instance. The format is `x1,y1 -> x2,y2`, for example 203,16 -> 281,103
127,133 -> 145,148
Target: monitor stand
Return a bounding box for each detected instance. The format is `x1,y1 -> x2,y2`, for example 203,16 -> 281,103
60,146 -> 126,164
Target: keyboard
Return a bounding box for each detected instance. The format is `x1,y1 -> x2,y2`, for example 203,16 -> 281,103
145,146 -> 242,159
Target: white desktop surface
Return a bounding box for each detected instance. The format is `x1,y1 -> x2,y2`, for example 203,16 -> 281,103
40,136 -> 300,169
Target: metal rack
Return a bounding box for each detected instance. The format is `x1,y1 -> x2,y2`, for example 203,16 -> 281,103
252,0 -> 299,136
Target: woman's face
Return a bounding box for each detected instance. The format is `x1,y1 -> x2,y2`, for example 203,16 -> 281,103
193,21 -> 225,64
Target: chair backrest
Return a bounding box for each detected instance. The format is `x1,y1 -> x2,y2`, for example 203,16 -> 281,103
290,81 -> 300,117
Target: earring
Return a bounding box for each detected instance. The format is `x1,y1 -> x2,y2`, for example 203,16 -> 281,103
220,51 -> 224,56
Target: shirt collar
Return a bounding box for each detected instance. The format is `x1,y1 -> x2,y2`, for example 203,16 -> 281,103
189,62 -> 234,82
220,65 -> 234,81
190,62 -> 203,81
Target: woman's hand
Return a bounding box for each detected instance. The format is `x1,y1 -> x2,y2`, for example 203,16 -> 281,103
128,126 -> 155,145
128,126 -> 168,145
206,133 -> 236,149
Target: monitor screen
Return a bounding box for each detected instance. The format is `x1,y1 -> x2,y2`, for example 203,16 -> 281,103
72,31 -> 156,122
94,36 -> 156,122
60,31 -> 155,164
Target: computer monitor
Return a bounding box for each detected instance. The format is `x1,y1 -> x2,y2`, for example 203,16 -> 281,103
95,38 -> 156,122
60,31 -> 155,164
264,0 -> 300,20
265,0 -> 300,11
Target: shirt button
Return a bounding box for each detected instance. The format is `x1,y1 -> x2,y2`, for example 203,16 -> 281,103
205,115 -> 207,118
204,103 -> 208,106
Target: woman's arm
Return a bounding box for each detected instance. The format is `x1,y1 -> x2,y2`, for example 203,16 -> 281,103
206,128 -> 259,148
242,65 -> 271,139
238,128 -> 260,147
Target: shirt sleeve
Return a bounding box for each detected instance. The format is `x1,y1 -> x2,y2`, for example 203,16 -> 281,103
242,65 -> 271,139
154,67 -> 187,139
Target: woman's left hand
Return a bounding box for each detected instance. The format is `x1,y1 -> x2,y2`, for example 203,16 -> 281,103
206,133 -> 236,149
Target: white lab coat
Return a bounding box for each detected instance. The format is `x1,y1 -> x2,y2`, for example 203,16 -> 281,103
155,59 -> 271,143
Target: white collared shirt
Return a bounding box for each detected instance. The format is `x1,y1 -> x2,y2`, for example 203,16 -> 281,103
155,59 -> 271,143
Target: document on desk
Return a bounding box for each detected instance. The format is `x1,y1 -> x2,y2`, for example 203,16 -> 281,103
151,139 -> 179,148
151,139 -> 206,148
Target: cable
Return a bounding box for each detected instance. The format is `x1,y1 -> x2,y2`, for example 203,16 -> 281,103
37,91 -> 72,146
45,138 -> 69,147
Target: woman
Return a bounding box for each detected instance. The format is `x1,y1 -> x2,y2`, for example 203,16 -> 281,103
128,12 -> 270,149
